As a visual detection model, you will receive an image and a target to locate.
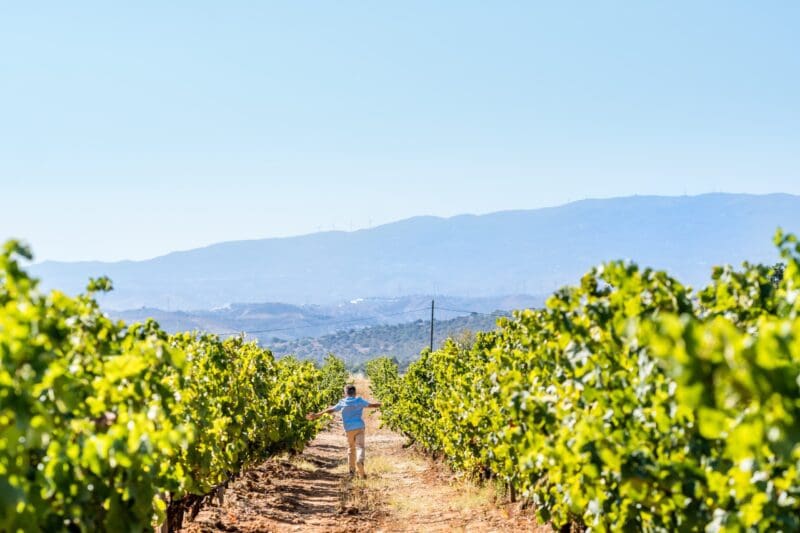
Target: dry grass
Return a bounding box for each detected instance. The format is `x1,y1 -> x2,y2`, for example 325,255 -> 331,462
337,475 -> 384,516
449,482 -> 499,511
289,457 -> 320,472
383,468 -> 501,519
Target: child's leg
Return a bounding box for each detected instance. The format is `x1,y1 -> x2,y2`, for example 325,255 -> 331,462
354,429 -> 366,477
346,430 -> 357,474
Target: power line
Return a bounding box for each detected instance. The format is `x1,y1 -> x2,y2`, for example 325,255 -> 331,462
435,306 -> 511,318
209,306 -> 432,336
186,305 -> 511,341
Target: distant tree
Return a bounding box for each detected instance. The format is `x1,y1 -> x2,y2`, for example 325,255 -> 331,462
452,329 -> 477,350
771,262 -> 786,289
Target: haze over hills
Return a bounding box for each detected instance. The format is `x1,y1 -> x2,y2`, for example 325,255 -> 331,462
268,312 -> 507,369
29,193 -> 800,310
110,294 -> 540,341
109,297 -> 519,368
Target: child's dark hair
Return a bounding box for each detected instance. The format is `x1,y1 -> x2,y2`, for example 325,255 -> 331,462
345,384 -> 356,396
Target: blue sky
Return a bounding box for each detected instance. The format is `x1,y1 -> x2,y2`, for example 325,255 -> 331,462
1,2 -> 798,261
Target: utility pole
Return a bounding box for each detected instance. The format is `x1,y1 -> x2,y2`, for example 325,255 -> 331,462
429,299 -> 435,352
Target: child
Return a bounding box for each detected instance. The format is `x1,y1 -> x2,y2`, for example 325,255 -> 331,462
306,384 -> 381,478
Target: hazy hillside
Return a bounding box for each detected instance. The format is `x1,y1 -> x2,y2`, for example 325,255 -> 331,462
31,194 -> 800,310
268,313 -> 506,369
112,295 -> 541,340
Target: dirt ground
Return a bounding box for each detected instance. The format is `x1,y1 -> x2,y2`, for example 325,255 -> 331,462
180,378 -> 549,532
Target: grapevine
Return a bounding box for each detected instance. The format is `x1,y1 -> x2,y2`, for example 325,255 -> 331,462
368,231 -> 800,531
0,240 -> 347,531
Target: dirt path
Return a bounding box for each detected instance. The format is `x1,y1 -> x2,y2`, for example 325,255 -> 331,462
181,379 -> 547,532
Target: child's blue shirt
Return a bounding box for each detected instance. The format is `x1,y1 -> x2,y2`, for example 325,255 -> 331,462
332,396 -> 370,431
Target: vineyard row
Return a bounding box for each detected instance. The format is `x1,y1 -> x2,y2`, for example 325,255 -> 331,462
0,240 -> 348,532
367,231 -> 800,532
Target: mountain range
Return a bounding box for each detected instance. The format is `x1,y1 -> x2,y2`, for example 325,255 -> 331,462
29,193 -> 800,310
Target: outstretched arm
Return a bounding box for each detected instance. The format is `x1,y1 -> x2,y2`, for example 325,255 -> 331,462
367,402 -> 382,408
306,406 -> 338,420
